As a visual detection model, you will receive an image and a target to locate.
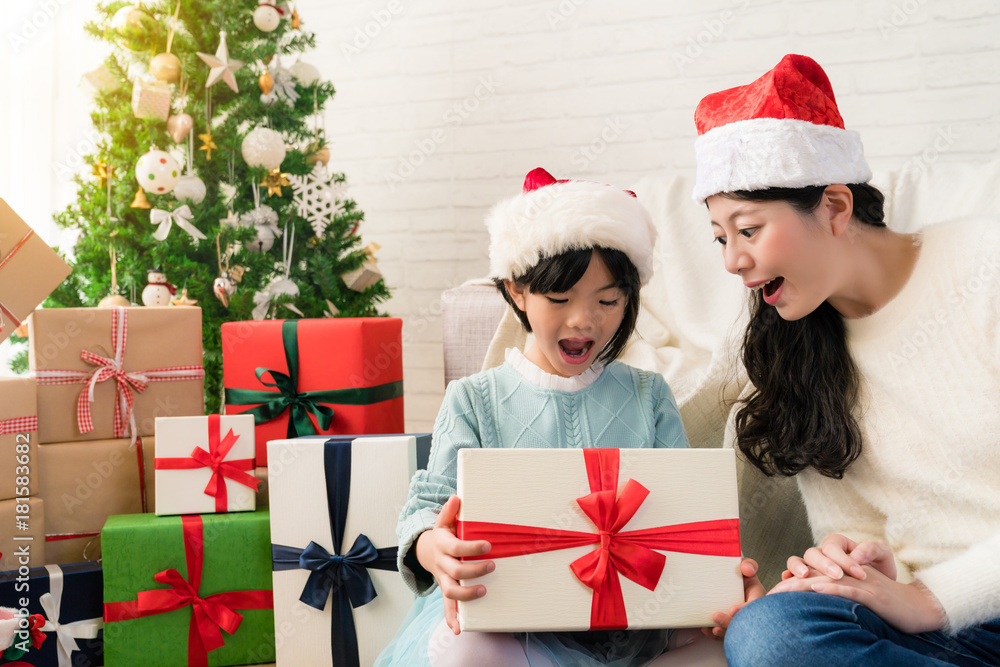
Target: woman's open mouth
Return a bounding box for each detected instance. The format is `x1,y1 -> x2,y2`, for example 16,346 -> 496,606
762,277 -> 785,305
559,339 -> 593,365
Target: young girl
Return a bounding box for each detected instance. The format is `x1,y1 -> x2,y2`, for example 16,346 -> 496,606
692,54 -> 1000,665
376,168 -> 745,666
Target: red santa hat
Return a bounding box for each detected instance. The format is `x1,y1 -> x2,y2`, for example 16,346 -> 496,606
487,168 -> 657,285
692,54 -> 872,204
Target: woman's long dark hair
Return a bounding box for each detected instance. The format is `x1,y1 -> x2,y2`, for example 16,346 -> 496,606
730,183 -> 886,479
495,246 -> 640,364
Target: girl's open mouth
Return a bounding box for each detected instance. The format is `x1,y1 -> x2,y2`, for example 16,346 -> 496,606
762,277 -> 785,305
559,339 -> 593,364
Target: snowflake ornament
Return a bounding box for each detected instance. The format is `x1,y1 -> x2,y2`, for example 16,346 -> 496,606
288,163 -> 347,236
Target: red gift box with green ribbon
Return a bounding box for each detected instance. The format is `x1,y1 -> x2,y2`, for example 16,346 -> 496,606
101,511 -> 275,667
221,318 -> 404,465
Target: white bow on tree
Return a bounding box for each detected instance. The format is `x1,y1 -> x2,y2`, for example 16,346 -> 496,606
150,205 -> 207,242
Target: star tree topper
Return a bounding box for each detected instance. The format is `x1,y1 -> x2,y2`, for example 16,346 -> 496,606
288,163 -> 348,236
197,30 -> 245,93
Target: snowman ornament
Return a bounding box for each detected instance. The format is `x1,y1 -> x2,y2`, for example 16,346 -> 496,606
142,268 -> 176,306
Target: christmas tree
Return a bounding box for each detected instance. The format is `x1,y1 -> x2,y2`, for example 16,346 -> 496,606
13,0 -> 390,413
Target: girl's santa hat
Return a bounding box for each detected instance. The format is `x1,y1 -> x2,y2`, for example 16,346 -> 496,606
487,168 -> 657,285
692,54 -> 872,204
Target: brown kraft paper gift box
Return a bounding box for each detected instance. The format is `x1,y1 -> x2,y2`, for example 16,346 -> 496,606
0,496 -> 45,570
29,306 -> 205,444
0,377 -> 39,501
38,436 -> 155,564
0,198 -> 72,346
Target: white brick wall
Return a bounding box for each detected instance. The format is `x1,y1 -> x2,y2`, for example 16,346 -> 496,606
15,2 -> 998,429
296,0 -> 1000,432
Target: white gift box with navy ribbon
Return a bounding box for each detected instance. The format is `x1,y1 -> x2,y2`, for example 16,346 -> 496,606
267,434 -> 430,667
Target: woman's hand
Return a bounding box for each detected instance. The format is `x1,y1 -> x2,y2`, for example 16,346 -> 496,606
415,495 -> 494,635
704,558 -> 765,639
784,534 -> 897,583
769,563 -> 945,634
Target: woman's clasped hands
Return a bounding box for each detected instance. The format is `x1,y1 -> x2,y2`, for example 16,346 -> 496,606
768,533 -> 946,634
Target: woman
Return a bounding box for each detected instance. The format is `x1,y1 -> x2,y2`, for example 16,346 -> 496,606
694,54 -> 1000,665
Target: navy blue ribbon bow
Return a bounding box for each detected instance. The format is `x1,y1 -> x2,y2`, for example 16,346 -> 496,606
271,438 -> 399,667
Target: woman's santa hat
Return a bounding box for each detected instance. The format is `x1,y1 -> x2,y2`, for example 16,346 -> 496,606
487,168 -> 657,285
692,54 -> 872,204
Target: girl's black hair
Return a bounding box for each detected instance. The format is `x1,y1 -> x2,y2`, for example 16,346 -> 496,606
494,246 -> 640,364
726,183 -> 886,479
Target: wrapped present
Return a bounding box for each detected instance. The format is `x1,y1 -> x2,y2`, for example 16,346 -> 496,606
38,437 -> 153,564
131,77 -> 171,121
254,466 -> 268,507
0,562 -> 103,667
0,200 -> 72,346
154,415 -> 259,516
268,434 -> 430,667
30,306 -> 205,444
0,497 -> 45,571
456,448 -> 744,631
0,378 -> 38,501
102,511 -> 275,667
341,243 -> 383,292
222,318 -> 404,465
79,64 -> 120,97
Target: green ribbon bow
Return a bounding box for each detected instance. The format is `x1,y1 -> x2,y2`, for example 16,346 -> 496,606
224,320 -> 403,438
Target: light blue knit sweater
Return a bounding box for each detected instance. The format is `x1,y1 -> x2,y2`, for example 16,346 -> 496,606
396,359 -> 689,594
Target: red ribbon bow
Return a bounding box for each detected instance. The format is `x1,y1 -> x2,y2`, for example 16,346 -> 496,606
103,515 -> 273,667
458,449 -> 741,629
154,414 -> 260,512
0,229 -> 34,333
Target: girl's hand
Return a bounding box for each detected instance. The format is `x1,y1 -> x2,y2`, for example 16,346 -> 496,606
784,534 -> 897,583
704,558 -> 765,640
415,495 -> 494,635
768,564 -> 945,634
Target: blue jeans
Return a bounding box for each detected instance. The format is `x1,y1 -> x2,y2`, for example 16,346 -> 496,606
725,592 -> 1000,666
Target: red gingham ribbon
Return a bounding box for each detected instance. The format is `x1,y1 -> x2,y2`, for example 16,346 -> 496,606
154,415 -> 259,512
33,307 -> 205,443
0,229 -> 35,333
0,415 -> 38,436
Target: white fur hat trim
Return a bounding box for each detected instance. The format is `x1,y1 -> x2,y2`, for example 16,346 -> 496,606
487,179 -> 657,285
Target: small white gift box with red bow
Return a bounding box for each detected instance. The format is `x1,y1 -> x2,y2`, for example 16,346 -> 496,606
457,448 -> 744,632
153,414 -> 259,515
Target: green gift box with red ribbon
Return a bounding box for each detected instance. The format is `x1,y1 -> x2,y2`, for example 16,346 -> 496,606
101,510 -> 275,667
222,318 -> 404,465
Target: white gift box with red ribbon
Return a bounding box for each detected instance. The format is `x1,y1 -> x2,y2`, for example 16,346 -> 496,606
457,448 -> 744,632
153,414 -> 259,515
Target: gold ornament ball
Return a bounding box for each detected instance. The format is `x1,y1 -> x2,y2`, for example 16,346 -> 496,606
259,70 -> 274,95
306,145 -> 330,166
151,52 -> 181,83
111,5 -> 153,36
99,294 -> 131,308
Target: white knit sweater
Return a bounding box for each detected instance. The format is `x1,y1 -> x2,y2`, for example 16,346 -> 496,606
795,216 -> 1000,632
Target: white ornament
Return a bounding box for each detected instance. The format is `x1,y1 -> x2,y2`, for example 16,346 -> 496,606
252,222 -> 299,319
197,30 -> 245,93
173,174 -> 206,204
135,148 -> 180,194
213,273 -> 237,307
241,127 -> 286,170
253,1 -> 282,32
239,204 -> 281,253
288,163 -> 347,236
142,269 -> 174,306
289,60 -> 320,86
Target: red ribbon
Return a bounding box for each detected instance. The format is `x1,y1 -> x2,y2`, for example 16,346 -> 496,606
458,449 -> 741,629
103,515 -> 273,667
154,415 -> 259,512
0,229 -> 34,333
0,415 -> 38,436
